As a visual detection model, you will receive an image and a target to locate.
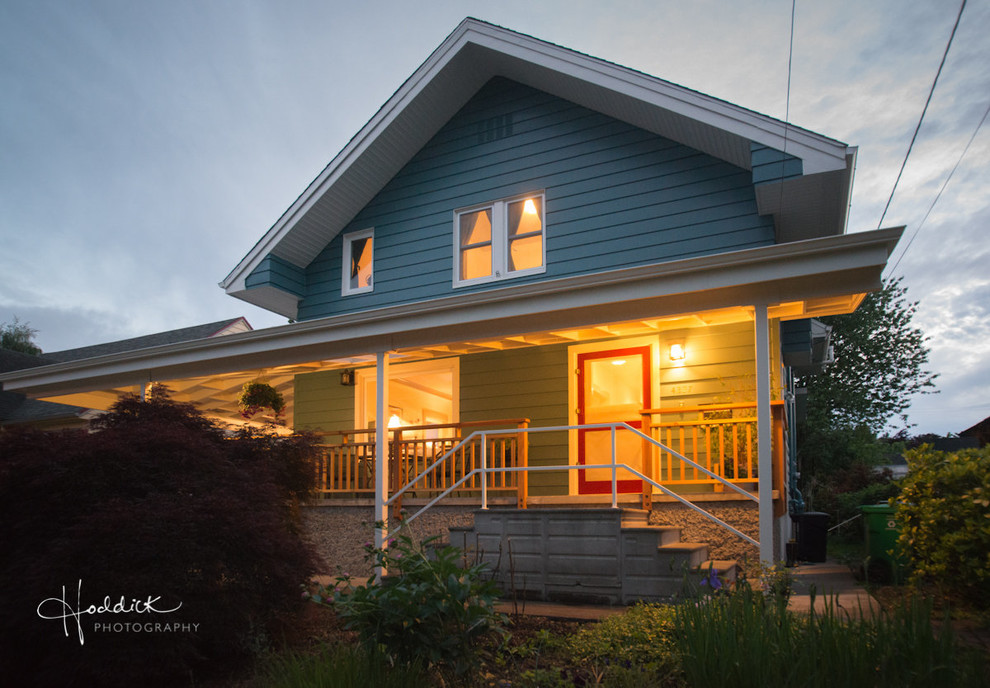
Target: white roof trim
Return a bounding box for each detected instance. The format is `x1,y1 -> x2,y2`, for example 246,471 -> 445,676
9,227 -> 901,399
220,18 -> 852,316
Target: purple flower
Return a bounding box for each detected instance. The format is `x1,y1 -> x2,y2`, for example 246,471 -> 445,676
700,568 -> 722,590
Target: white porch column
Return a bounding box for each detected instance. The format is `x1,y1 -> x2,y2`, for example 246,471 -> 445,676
754,303 -> 774,563
374,350 -> 391,575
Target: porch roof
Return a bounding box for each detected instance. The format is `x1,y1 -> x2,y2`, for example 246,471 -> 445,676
0,227 -> 901,423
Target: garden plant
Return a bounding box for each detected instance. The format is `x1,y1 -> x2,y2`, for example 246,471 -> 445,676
0,389 -> 320,686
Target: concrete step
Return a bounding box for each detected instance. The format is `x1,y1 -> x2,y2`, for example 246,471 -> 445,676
657,542 -> 710,570
621,525 -> 683,548
697,559 -> 739,584
619,508 -> 651,527
443,508 -> 736,604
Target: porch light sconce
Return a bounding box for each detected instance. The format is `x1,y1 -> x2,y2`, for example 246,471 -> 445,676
669,344 -> 686,361
339,369 -> 356,386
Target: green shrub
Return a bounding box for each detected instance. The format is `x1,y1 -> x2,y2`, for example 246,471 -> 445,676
896,446 -> 990,607
567,603 -> 681,686
313,529 -> 506,680
0,390 -> 319,686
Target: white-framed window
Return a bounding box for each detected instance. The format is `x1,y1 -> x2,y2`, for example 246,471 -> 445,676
453,192 -> 545,287
341,228 -> 374,295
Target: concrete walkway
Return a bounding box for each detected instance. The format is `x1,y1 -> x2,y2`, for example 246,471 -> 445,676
787,560 -> 880,618
492,560 -> 879,621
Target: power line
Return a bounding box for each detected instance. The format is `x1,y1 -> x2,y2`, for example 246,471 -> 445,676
775,0 -> 797,211
876,0 -> 967,230
887,98 -> 990,277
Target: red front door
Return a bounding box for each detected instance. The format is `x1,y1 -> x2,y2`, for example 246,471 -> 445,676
576,346 -> 652,494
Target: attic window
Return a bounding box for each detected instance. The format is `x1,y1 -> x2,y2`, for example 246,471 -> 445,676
453,192 -> 545,287
342,228 -> 373,295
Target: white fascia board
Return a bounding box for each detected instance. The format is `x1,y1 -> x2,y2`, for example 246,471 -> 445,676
220,19 -> 850,300
219,22 -> 477,295
226,285 -> 299,321
464,23 -> 849,175
4,227 -> 901,400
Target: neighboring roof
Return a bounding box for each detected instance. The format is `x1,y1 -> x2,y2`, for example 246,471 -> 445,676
3,227 -> 901,402
960,416 -> 990,447
221,17 -> 856,318
0,347 -> 51,374
0,317 -> 252,426
43,317 -> 251,364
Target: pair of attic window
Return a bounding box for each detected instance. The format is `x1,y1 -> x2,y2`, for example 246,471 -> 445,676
342,228 -> 373,295
454,192 -> 545,287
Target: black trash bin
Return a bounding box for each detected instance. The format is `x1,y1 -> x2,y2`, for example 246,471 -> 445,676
795,512 -> 829,562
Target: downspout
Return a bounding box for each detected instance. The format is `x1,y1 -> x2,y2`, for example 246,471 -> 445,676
374,350 -> 391,581
785,368 -> 805,515
754,304 -> 774,563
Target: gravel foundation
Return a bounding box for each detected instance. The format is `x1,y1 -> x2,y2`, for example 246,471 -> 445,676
303,500 -> 761,577
649,501 -> 760,565
303,504 -> 476,577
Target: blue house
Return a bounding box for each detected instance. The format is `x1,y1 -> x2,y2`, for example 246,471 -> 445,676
1,19 -> 900,582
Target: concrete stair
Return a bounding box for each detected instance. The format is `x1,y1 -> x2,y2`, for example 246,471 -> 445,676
448,507 -> 738,604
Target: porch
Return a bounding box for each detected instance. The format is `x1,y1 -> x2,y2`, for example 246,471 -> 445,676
310,400 -> 787,516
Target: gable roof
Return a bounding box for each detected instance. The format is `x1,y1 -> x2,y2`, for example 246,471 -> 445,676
221,18 -> 856,318
42,317 -> 252,364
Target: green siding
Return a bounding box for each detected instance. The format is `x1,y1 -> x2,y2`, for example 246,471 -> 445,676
460,345 -> 569,496
293,370 -> 354,431
659,322 -> 759,407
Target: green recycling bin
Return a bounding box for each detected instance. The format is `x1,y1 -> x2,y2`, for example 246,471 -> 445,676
861,504 -> 909,582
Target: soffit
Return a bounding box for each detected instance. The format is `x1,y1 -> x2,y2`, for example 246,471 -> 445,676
6,227 -> 900,407
222,18 -> 852,313
35,298 -> 856,427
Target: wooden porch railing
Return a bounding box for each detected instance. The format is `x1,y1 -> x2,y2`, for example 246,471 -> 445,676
640,401 -> 786,513
312,418 -> 530,508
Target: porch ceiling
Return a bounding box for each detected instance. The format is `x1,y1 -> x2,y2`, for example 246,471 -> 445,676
0,226 -> 902,424
29,296 -> 857,427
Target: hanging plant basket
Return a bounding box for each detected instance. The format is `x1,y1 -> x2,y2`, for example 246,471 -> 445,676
238,381 -> 285,421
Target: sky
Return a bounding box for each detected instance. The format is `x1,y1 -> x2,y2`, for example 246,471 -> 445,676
1,0 -> 988,436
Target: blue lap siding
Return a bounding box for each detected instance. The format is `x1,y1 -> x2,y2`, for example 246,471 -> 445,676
253,78 -> 778,322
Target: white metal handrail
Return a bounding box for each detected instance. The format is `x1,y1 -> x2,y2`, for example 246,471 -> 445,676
384,422 -> 759,549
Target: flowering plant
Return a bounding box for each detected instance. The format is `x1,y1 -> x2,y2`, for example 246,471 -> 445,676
238,382 -> 285,420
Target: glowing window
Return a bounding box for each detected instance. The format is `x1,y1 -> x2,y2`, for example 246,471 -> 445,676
342,228 -> 373,295
453,193 -> 545,287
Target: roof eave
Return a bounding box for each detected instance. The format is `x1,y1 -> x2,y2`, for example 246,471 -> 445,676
8,227 -> 902,400
219,18 -> 852,305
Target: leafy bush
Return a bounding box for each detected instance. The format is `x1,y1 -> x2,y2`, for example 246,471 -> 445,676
0,389 -> 320,686
566,603 -> 680,686
896,446 -> 990,607
798,425 -> 899,525
314,528 -> 506,680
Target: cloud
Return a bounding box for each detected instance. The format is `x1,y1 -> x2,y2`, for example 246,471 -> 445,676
1,0 -> 988,435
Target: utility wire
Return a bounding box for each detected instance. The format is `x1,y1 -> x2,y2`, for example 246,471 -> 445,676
775,0 -> 797,212
876,0 -> 967,229
886,98 -> 990,277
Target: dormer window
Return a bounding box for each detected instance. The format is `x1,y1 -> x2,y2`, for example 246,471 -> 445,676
342,228 -> 374,295
453,192 -> 545,287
